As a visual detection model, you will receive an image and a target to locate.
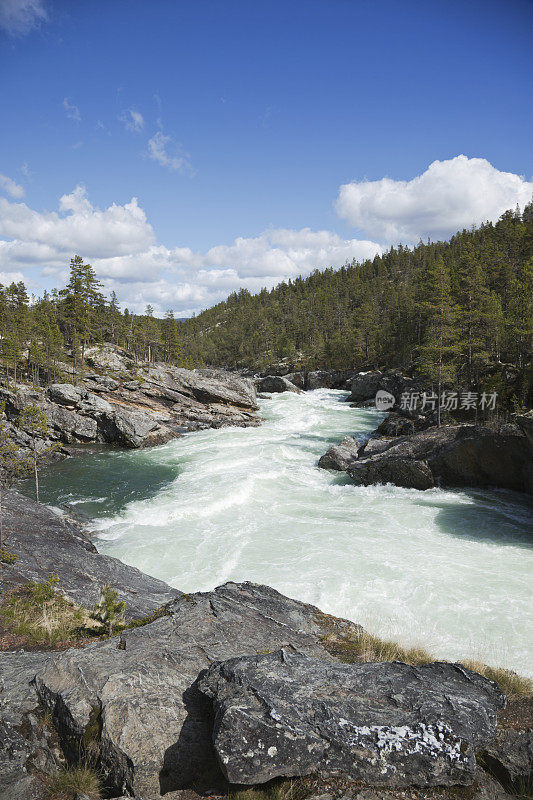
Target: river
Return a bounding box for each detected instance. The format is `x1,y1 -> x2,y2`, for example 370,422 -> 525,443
31,389 -> 533,676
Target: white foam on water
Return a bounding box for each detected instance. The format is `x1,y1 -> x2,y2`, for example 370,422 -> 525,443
89,389 -> 533,676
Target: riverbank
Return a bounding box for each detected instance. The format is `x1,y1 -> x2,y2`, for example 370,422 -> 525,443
0,486 -> 531,800
16,389 -> 533,678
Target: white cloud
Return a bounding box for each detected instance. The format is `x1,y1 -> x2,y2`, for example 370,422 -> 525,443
0,185 -> 155,262
336,155 -> 533,244
0,0 -> 46,35
3,156 -> 530,316
62,97 -> 81,123
147,131 -> 193,174
120,108 -> 144,133
0,270 -> 26,285
0,185 -> 380,314
0,172 -> 25,199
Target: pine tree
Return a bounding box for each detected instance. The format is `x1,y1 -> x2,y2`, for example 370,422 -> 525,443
418,256 -> 460,425
18,404 -> 57,503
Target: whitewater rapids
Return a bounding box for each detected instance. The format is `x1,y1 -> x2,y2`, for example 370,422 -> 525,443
36,389 -> 533,676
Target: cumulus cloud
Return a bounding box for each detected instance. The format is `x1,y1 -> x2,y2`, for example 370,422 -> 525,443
0,185 -> 381,314
0,0 -> 46,35
147,131 -> 193,174
336,155 -> 533,244
62,97 -> 81,123
0,185 -> 155,263
0,172 -> 25,199
0,269 -> 26,285
120,108 -> 144,133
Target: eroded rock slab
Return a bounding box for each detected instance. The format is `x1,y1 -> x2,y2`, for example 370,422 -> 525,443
255,375 -> 302,394
0,489 -> 181,617
33,582 -> 353,796
199,650 -> 505,787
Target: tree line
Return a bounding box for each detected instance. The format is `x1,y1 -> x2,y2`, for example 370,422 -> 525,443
0,203 -> 531,409
181,202 -> 533,409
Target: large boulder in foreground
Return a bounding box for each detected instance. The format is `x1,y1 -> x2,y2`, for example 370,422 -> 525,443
346,424 -> 532,494
34,582 -> 357,796
199,650 -> 505,787
318,435 -> 362,470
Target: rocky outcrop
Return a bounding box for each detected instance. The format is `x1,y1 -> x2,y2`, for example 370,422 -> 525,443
32,582 -> 354,796
199,650 -> 505,786
318,435 -> 362,471
0,350 -> 260,454
260,369 -> 356,391
0,563 -> 523,798
0,489 -> 180,617
306,370 -> 343,390
348,370 -> 422,405
346,424 -> 533,494
255,375 -> 302,394
0,651 -> 61,800
375,409 -> 435,437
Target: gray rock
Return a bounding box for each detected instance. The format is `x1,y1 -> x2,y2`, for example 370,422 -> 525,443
480,729 -> 533,793
101,407 -> 167,448
284,371 -> 306,389
348,370 -> 423,405
47,383 -> 84,406
0,651 -> 60,800
318,436 -> 362,470
306,370 -> 337,390
199,650 -> 505,787
348,457 -> 435,490
77,391 -> 113,417
44,403 -> 98,442
349,371 -> 383,402
33,582 -> 351,796
255,375 -> 302,394
173,367 -> 258,410
85,343 -> 134,372
375,411 -> 431,437
347,425 -> 532,494
84,375 -> 120,392
0,489 -> 180,617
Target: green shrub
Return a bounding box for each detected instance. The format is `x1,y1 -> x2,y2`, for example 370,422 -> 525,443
0,548 -> 18,564
91,585 -> 126,636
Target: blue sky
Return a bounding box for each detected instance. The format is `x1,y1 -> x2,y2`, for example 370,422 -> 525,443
1,0 -> 532,314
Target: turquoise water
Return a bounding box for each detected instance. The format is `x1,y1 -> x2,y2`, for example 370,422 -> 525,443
31,390 -> 533,676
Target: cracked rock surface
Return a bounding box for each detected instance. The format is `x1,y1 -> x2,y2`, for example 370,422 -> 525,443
199,649 -> 506,786
32,582 -> 350,797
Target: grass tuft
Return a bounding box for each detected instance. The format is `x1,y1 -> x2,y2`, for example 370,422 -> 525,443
229,777 -> 311,800
461,660 -> 533,699
46,764 -> 101,799
0,575 -> 90,646
320,624 -> 532,698
321,627 -> 435,666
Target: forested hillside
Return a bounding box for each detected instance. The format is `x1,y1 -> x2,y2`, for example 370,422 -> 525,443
1,203 -> 532,408
181,204 -> 532,382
